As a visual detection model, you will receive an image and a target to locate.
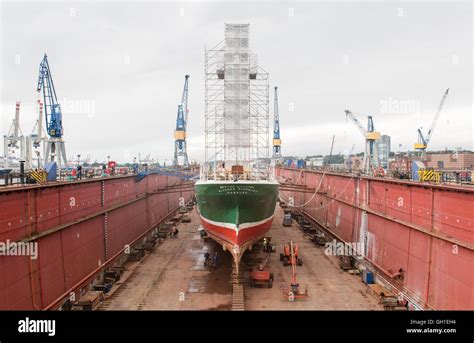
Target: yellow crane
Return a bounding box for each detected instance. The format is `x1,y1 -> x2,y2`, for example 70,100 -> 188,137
345,110 -> 381,175
414,88 -> 449,156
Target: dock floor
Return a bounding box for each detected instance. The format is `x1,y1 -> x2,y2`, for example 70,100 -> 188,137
99,205 -> 382,310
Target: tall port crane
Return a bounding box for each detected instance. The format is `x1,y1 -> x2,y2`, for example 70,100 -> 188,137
30,100 -> 46,148
3,101 -> 25,168
173,75 -> 190,167
36,54 -> 67,167
272,86 -> 282,159
325,134 -> 335,167
345,110 -> 381,175
25,100 -> 47,170
414,88 -> 449,157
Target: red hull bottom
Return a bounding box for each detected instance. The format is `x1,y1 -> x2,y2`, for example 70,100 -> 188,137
200,216 -> 274,260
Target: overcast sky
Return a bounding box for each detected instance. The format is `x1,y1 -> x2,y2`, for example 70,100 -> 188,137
1,1 -> 472,163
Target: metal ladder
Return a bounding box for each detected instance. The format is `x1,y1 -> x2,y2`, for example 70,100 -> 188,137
231,261 -> 244,311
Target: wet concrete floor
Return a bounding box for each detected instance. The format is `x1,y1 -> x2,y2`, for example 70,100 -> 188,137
99,205 -> 382,310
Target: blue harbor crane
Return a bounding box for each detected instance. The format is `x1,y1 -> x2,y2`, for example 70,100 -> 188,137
272,86 -> 282,159
173,75 -> 190,167
37,54 -> 63,138
36,54 -> 67,167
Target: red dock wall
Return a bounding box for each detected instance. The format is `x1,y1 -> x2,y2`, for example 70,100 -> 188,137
277,167 -> 474,310
0,174 -> 193,310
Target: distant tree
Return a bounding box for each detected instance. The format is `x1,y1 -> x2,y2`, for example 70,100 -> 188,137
324,154 -> 344,164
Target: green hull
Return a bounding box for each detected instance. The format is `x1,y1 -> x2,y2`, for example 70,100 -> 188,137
195,180 -> 278,247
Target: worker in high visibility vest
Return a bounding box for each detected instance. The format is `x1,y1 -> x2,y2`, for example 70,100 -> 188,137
263,237 -> 269,252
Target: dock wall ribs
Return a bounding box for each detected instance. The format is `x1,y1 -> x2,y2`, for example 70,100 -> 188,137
277,167 -> 474,310
0,175 -> 194,310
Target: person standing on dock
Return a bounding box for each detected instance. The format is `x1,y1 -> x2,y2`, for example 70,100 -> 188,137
263,237 -> 269,252
170,226 -> 179,239
77,165 -> 82,180
204,252 -> 210,266
212,252 -> 219,268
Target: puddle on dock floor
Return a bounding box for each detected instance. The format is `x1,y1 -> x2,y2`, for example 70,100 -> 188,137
188,276 -> 207,293
189,248 -> 209,271
186,239 -> 233,295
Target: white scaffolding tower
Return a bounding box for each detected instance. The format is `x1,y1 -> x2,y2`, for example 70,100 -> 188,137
204,24 -> 269,178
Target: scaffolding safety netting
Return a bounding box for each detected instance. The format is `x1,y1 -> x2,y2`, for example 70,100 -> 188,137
204,24 -> 270,180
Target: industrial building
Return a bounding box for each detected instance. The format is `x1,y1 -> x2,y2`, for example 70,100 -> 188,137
376,135 -> 391,170
425,151 -> 474,170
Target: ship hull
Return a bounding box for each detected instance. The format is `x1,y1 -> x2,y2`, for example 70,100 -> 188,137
195,180 -> 278,261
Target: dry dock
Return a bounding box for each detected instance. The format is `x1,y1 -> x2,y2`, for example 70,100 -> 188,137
98,206 -> 382,310
99,209 -> 232,310
244,207 -> 381,310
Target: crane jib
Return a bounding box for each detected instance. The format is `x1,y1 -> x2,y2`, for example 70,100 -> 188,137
415,88 -> 449,150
